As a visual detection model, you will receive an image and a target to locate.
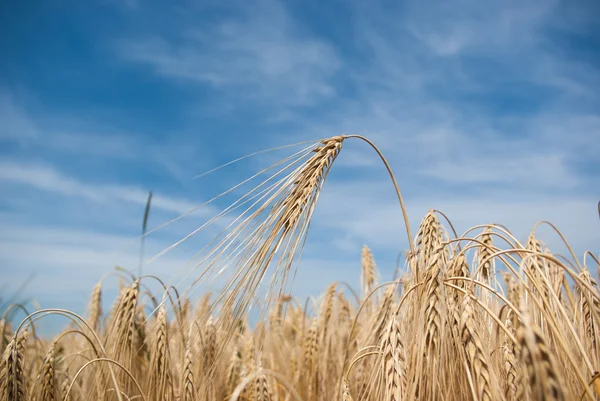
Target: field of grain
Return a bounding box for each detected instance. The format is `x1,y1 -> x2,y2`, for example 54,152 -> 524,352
1,135 -> 599,401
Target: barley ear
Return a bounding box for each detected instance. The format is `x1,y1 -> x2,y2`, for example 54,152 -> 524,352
0,329 -> 28,401
517,299 -> 565,401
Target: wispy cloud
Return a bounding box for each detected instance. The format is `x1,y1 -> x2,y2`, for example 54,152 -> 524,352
0,161 -> 201,216
404,0 -> 556,56
0,92 -> 219,187
311,179 -> 599,257
119,1 -> 340,107
0,222 -> 196,332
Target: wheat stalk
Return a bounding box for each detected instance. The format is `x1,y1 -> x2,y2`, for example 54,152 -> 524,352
361,245 -> 379,304
517,298 -> 565,401
254,372 -> 272,401
148,306 -> 172,401
477,227 -> 494,282
381,313 -> 406,401
0,329 -> 28,401
460,295 -> 493,401
87,282 -> 103,333
37,342 -> 56,401
180,336 -> 195,401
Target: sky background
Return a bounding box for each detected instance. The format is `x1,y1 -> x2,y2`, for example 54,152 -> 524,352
1,0 -> 599,334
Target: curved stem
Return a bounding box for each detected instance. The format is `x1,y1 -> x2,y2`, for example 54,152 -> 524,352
342,134 -> 415,257
345,350 -> 382,383
14,308 -> 124,401
532,220 -> 582,271
65,358 -> 146,401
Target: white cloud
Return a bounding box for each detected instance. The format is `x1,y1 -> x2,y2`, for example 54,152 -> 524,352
119,1 -> 340,106
310,178 -> 599,257
404,0 -> 557,56
0,90 -> 220,187
350,0 -> 599,110
419,154 -> 575,187
0,161 -> 204,216
0,223 -> 197,334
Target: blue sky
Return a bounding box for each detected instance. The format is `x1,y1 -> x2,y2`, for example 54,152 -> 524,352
1,0 -> 599,333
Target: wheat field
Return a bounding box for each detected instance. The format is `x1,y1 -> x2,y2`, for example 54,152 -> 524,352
1,135 -> 599,401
